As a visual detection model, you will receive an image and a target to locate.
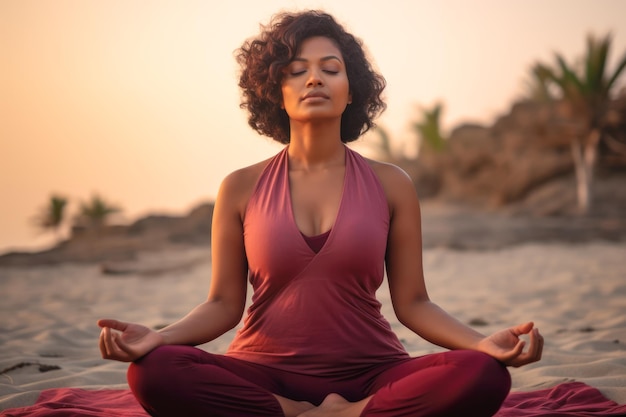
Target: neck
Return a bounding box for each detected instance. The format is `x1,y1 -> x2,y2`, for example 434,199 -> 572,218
287,122 -> 345,171
288,123 -> 345,170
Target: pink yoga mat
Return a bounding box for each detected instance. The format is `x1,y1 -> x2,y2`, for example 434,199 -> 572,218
1,382 -> 625,416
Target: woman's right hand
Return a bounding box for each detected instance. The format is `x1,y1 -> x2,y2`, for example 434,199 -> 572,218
98,318 -> 165,362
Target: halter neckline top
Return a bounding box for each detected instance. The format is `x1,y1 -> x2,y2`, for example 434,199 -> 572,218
226,146 -> 409,377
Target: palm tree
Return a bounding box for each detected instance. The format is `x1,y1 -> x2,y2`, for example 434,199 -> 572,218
77,194 -> 122,229
528,33 -> 626,214
413,102 -> 447,153
33,194 -> 68,242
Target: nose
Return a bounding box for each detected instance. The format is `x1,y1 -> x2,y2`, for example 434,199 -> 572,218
306,67 -> 323,87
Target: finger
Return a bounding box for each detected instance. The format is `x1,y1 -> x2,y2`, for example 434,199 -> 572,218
100,327 -> 120,359
529,328 -> 539,355
101,327 -> 116,358
530,328 -> 544,361
513,329 -> 544,367
101,327 -> 131,361
104,328 -> 133,362
510,339 -> 526,358
111,333 -> 133,358
111,332 -> 135,356
97,319 -> 129,332
98,328 -> 110,358
525,329 -> 540,360
511,322 -> 534,336
498,339 -> 526,363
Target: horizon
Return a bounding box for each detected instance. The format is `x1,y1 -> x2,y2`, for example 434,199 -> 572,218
2,0 -> 626,255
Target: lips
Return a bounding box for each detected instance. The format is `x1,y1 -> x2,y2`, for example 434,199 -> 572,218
302,91 -> 329,100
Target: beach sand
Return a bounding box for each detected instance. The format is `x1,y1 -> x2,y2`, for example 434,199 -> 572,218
1,241 -> 625,411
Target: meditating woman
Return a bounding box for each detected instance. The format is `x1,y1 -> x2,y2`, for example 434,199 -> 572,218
98,10 -> 543,417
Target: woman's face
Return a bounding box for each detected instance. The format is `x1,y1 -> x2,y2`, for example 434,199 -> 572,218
280,36 -> 351,124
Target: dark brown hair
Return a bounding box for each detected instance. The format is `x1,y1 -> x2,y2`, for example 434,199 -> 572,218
236,10 -> 386,144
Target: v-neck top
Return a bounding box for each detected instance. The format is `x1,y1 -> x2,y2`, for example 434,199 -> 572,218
301,229 -> 331,253
226,146 -> 409,377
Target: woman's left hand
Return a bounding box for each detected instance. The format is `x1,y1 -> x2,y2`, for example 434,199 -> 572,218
477,322 -> 544,367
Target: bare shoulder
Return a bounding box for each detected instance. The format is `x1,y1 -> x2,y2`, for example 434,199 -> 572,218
216,156 -> 275,216
365,158 -> 418,203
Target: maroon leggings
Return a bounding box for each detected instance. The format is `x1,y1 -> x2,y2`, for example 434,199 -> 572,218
128,345 -> 511,417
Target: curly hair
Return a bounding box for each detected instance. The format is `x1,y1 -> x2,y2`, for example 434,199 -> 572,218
236,10 -> 386,144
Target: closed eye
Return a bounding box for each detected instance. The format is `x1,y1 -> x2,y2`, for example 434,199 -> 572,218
289,70 -> 338,76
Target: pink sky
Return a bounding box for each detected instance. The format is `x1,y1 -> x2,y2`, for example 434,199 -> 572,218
1,0 -> 625,254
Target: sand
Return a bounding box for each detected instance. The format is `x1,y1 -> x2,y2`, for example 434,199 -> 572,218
1,242 -> 625,411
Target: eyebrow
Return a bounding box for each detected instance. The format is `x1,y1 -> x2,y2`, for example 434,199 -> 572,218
291,55 -> 343,64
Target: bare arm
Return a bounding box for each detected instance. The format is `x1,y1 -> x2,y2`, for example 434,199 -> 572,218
374,162 -> 543,366
157,170 -> 250,345
99,166 -> 258,360
380,165 -> 484,349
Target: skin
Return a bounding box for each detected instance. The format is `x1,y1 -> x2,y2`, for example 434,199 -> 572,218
98,36 -> 544,417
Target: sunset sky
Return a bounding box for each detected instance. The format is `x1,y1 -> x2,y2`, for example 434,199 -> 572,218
2,0 -> 626,254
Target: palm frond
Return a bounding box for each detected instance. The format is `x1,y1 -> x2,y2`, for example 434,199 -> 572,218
528,63 -> 558,100
594,35 -> 610,89
413,103 -> 446,152
555,53 -> 585,99
584,33 -> 610,94
33,194 -> 68,236
78,194 -> 122,227
606,49 -> 626,94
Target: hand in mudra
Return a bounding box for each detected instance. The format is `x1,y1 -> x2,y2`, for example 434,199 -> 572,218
98,318 -> 164,362
477,322 -> 544,367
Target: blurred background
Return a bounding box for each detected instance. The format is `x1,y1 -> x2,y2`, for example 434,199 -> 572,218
2,0 -> 625,256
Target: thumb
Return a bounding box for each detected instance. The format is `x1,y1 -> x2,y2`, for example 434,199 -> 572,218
511,322 -> 534,336
97,318 -> 129,331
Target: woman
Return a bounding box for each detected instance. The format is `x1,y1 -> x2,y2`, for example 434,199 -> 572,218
98,10 -> 543,417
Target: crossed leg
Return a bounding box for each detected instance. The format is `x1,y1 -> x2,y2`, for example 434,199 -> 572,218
294,350 -> 510,417
128,346 -> 509,417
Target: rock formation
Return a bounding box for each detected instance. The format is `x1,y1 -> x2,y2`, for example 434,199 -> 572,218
409,96 -> 626,215
0,204 -> 214,266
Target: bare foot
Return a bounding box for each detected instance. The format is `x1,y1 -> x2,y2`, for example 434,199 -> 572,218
275,394 -> 315,417
297,393 -> 371,417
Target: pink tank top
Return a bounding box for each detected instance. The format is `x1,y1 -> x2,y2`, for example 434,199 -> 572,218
226,146 -> 409,376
